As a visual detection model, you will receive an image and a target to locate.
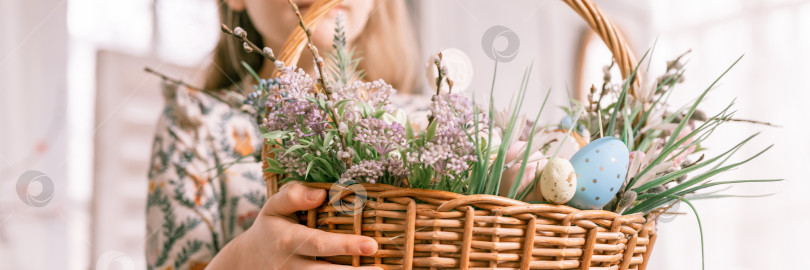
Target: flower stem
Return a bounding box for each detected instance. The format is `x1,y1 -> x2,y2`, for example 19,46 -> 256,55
286,0 -> 353,166
219,24 -> 278,63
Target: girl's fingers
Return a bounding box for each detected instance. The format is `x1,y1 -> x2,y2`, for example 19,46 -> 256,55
263,181 -> 326,216
283,225 -> 378,257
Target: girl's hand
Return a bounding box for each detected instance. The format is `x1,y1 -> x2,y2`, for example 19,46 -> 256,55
208,182 -> 381,270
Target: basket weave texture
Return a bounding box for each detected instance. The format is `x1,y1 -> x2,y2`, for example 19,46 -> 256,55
263,0 -> 656,269
299,183 -> 656,269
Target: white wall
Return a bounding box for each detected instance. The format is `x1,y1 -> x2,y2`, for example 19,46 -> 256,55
0,0 -> 72,269
644,0 -> 809,269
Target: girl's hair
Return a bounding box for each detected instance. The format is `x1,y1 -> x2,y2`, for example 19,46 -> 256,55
204,0 -> 420,94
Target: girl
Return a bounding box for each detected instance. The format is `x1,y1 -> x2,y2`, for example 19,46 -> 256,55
146,0 -> 419,269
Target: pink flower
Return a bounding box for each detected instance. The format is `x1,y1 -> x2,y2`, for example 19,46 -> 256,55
669,124 -> 696,168
498,141 -> 547,201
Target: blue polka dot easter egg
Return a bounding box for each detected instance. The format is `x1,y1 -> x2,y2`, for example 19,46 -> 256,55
567,137 -> 629,210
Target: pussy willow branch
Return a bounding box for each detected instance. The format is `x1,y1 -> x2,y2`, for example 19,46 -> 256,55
431,52 -> 455,96
287,0 -> 330,95
286,0 -> 354,166
726,118 -> 781,127
220,24 -> 278,63
145,67 -> 203,91
433,54 -> 444,95
144,67 -> 242,107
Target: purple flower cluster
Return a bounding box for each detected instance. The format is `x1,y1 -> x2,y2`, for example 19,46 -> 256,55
408,126 -> 475,176
277,145 -> 310,176
354,118 -> 406,156
331,79 -> 396,113
430,93 -> 474,125
409,93 -> 484,177
340,158 -> 409,184
262,66 -> 329,138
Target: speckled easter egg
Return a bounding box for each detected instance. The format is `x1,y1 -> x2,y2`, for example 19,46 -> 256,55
567,137 -> 629,210
539,157 -> 577,204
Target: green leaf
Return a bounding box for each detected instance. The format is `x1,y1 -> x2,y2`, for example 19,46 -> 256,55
323,131 -> 335,148
508,89 -> 551,199
262,130 -> 288,140
425,120 -> 438,141
680,198 -> 705,270
628,144 -> 772,214
486,63 -> 532,195
264,158 -> 287,174
606,49 -> 650,137
670,179 -> 781,198
305,161 -> 315,179
405,119 -> 414,140
284,144 -> 309,156
241,61 -> 261,84
635,55 -> 744,184
633,132 -> 759,192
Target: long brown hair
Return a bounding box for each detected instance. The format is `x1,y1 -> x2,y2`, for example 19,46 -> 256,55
204,0 -> 420,94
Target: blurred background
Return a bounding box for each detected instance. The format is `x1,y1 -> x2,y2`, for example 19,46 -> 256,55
0,0 -> 807,269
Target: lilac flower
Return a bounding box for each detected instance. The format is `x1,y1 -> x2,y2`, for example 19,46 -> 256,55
262,96 -> 329,138
365,79 -> 396,112
409,125 -> 475,176
277,145 -> 310,176
261,66 -> 329,138
340,160 -> 384,184
339,158 -> 409,184
430,93 -> 474,125
272,66 -> 316,96
384,158 -> 409,179
408,93 -> 483,177
354,118 -> 406,156
331,79 -> 397,114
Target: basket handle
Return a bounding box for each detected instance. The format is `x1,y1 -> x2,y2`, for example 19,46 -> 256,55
272,0 -> 640,86
263,0 -> 640,195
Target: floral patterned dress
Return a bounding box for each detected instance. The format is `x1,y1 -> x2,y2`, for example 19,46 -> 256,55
145,82 -> 430,270
146,83 -> 266,270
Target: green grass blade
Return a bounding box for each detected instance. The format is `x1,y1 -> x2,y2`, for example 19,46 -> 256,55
635,55 -> 744,184
680,198 -> 705,270
478,60 -> 499,195
607,49 -> 650,137
241,61 -> 261,83
633,132 -> 759,192
507,89 -> 551,199
628,144 -> 772,214
486,63 -> 532,195
630,53 -> 743,190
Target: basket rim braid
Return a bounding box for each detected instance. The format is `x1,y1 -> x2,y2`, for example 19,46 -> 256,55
298,182 -> 656,269
261,0 -> 657,269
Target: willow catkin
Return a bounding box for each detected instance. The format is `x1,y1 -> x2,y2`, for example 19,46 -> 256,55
617,190 -> 638,214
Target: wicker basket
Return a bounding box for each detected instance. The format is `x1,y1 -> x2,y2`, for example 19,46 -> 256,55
262,0 -> 656,269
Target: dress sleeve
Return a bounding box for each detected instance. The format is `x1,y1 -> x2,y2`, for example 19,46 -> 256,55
145,85 -> 224,270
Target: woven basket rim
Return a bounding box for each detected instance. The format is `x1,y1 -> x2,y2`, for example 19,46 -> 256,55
304,182 -> 648,223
